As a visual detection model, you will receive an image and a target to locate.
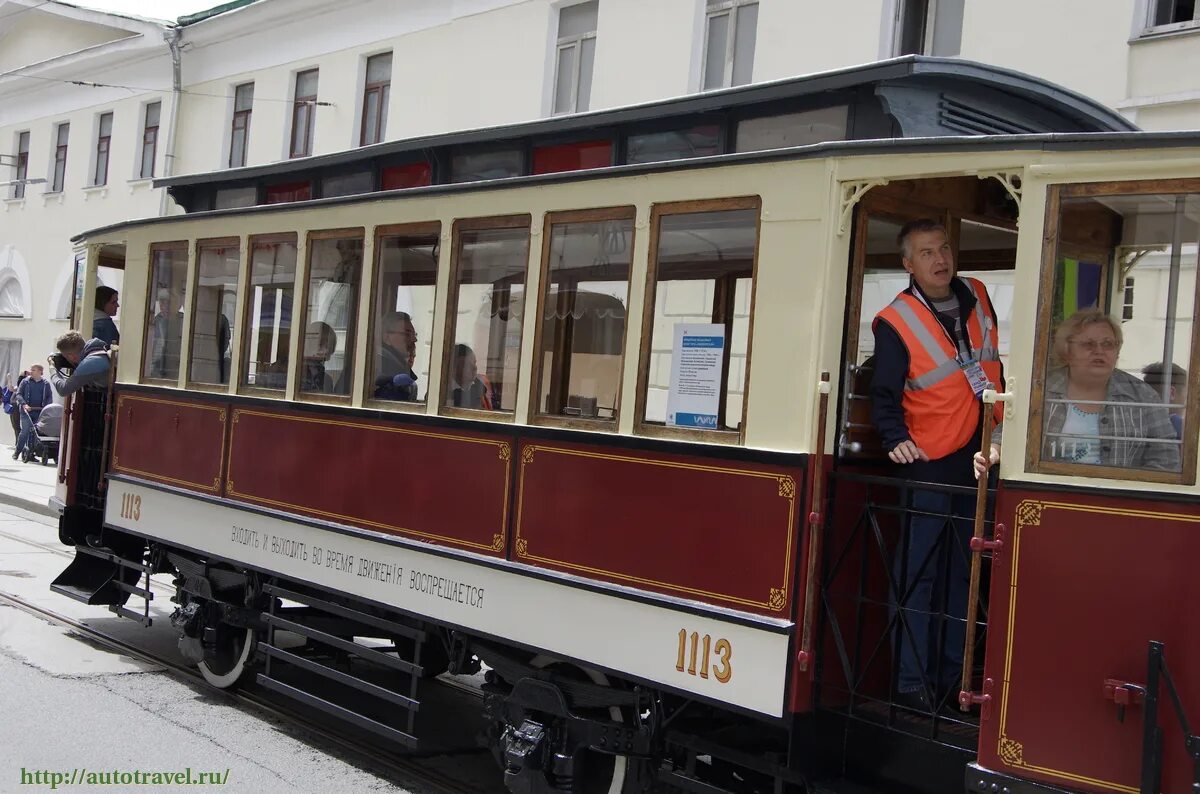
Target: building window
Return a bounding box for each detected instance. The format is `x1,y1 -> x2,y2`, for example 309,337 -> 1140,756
229,83 -> 254,168
360,52 -> 391,146
144,242 -> 188,383
1122,277 -> 1135,320
241,235 -> 297,391
701,0 -> 758,90
11,132 -> 29,199
553,1 -> 598,115
290,69 -> 319,158
299,233 -> 363,398
50,123 -> 69,192
1151,0 -> 1200,26
894,0 -> 964,56
368,224 -> 440,405
93,112 -> 113,186
140,101 -> 160,179
189,239 -> 240,387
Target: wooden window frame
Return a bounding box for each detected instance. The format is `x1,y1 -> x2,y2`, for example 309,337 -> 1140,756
141,240 -> 189,386
529,206 -> 636,431
293,227 -> 365,405
229,83 -> 253,168
290,69 -> 318,159
633,196 -> 762,444
186,237 -> 240,393
50,123 -> 69,193
238,232 -> 298,397
438,214 -> 532,421
140,102 -> 160,179
12,131 -> 29,199
359,53 -> 391,147
93,112 -> 112,187
1026,180 -> 1200,486
363,220 -> 441,411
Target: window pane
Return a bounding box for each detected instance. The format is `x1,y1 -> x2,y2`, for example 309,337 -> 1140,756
144,101 -> 161,128
553,43 -> 578,115
229,124 -> 247,168
295,69 -> 319,98
450,149 -> 523,183
644,208 -> 758,430
362,89 -> 381,145
301,236 -> 362,397
98,113 -> 113,137
558,0 -> 598,38
215,186 -> 257,209
190,242 -> 239,386
537,216 -> 633,421
1037,191 -> 1195,475
370,231 -> 439,403
366,52 -> 392,83
57,124 -> 70,146
577,36 -> 595,112
381,162 -> 432,190
234,83 -> 254,111
731,2 -> 758,86
242,238 -> 296,390
703,11 -> 730,90
532,139 -> 612,174
735,107 -> 848,152
141,129 -> 156,178
445,224 -> 530,412
144,245 -> 188,381
322,170 -> 373,197
897,0 -> 929,55
626,124 -> 721,165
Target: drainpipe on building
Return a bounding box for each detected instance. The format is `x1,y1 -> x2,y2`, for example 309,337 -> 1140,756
159,26 -> 183,217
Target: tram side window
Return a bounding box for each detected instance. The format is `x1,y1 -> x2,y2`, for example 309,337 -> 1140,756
189,239 -> 239,387
368,226 -> 440,404
443,217 -> 531,413
534,209 -> 635,424
241,236 -> 297,391
143,242 -> 188,383
639,201 -> 759,435
300,234 -> 363,398
1033,185 -> 1199,482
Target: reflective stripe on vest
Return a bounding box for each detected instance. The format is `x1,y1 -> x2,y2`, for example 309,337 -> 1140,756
873,277 -> 1003,460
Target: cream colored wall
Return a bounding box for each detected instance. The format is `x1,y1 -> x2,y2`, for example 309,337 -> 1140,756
1128,33 -> 1200,100
588,0 -> 700,107
0,12 -> 134,74
753,0 -> 886,82
1134,101 -> 1200,130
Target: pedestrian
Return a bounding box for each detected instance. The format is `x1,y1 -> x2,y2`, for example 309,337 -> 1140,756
14,364 -> 52,460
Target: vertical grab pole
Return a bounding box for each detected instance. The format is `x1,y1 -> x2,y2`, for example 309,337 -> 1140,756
797,372 -> 831,672
960,393 -> 996,710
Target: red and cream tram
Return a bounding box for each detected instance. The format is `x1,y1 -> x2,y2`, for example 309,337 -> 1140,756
49,58 -> 1198,793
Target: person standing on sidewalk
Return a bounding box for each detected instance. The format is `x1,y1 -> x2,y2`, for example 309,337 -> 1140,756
870,218 -> 1004,712
2,373 -> 21,446
13,365 -> 52,460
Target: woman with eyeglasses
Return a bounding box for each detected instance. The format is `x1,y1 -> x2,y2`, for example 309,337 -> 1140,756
1043,308 -> 1179,470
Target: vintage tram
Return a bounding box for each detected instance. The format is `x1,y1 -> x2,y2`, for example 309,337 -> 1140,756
48,58 -> 1198,793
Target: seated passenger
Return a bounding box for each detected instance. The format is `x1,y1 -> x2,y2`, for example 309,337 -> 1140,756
1141,361 -> 1187,439
35,403 -> 63,438
300,321 -> 337,393
93,286 -> 120,345
448,344 -> 494,410
1042,309 -> 1179,471
374,311 -> 418,401
48,331 -> 111,397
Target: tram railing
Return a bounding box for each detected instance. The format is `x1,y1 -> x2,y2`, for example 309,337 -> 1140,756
814,468 -> 999,747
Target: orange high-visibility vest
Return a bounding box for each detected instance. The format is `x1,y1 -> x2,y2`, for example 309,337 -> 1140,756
873,277 -> 1003,460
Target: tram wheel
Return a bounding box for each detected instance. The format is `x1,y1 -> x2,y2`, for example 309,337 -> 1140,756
529,655 -> 631,794
197,624 -> 257,689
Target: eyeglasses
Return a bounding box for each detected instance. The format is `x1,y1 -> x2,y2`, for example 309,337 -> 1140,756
1070,339 -> 1118,353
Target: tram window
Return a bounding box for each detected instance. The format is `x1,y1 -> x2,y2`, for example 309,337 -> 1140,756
625,124 -> 721,165
214,186 -> 256,209
443,217 -> 531,414
638,201 -> 759,437
531,140 -> 613,175
265,181 -> 312,204
450,149 -> 523,183
321,170 -> 373,198
1032,184 -> 1200,483
533,209 -> 634,424
241,235 -> 296,391
142,242 -> 188,383
734,106 -> 848,153
381,162 -> 432,190
299,233 -> 363,398
189,239 -> 239,387
367,225 -> 440,404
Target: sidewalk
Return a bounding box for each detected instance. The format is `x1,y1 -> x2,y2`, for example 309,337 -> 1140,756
0,441 -> 60,517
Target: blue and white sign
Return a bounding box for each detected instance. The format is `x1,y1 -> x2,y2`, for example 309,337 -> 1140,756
666,323 -> 726,429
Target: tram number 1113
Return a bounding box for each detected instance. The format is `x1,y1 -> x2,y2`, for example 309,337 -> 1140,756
676,629 -> 732,684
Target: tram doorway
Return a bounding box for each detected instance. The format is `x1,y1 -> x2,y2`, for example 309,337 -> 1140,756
811,177 -> 1017,791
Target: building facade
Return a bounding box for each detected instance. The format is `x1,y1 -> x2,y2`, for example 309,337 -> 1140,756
0,0 -> 1196,384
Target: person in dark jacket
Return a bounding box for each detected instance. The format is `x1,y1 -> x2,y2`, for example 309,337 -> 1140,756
93,286 -> 120,345
374,311 -> 419,401
49,332 -> 111,397
13,364 -> 53,459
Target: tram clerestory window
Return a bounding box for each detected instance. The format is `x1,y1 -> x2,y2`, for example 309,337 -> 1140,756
143,242 -> 189,383
639,201 -> 759,436
241,235 -> 296,391
534,209 -> 635,424
443,217 -> 531,414
368,225 -> 440,405
1032,184 -> 1200,484
299,233 -> 363,399
189,239 -> 240,387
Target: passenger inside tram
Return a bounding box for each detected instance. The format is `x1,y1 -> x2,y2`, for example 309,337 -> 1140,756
373,310 -> 418,401
300,321 -> 337,394
1141,361 -> 1187,438
448,343 -> 494,410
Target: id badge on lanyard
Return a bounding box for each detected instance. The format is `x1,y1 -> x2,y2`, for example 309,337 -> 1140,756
961,359 -> 991,398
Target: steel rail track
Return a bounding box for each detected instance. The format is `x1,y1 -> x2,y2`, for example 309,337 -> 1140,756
0,587 -> 486,794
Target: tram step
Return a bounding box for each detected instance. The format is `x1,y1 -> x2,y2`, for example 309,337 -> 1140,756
49,546 -> 147,608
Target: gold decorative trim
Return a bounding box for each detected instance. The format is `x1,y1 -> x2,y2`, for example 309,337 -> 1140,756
498,444 -> 510,462
1015,500 -> 1043,528
491,534 -> 504,551
110,393 -> 227,495
514,444 -> 796,613
998,738 -> 1024,766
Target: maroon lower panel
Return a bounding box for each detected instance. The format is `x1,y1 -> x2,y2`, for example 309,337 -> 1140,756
111,393 -> 226,493
978,486 -> 1200,793
513,439 -> 803,617
226,407 -> 511,555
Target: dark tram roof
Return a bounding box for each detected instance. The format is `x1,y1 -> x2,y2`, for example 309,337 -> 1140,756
158,56 -> 1136,214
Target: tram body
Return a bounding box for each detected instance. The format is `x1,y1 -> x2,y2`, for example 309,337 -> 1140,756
50,116 -> 1199,791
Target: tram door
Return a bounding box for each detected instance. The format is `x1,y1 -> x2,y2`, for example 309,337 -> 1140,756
814,178 -> 1017,786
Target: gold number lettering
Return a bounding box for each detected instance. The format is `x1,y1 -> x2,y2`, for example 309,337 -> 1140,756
699,634 -> 711,679
676,629 -> 686,672
132,494 -> 140,521
713,638 -> 732,683
673,629 -> 732,684
687,632 -> 699,676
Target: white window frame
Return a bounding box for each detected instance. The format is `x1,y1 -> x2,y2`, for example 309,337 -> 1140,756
700,0 -> 758,91
1137,0 -> 1200,37
552,5 -> 597,115
889,0 -> 935,56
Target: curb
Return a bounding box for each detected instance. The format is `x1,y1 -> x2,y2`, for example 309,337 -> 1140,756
0,489 -> 59,519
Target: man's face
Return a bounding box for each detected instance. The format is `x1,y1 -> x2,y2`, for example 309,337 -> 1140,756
902,229 -> 955,296
384,321 -> 418,364
104,293 -> 119,316
457,351 -> 477,385
29,366 -> 42,381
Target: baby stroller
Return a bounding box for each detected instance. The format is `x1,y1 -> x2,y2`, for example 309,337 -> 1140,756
22,405 -> 61,466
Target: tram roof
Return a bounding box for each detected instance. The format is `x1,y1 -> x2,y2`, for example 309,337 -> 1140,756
155,56 -> 1137,213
